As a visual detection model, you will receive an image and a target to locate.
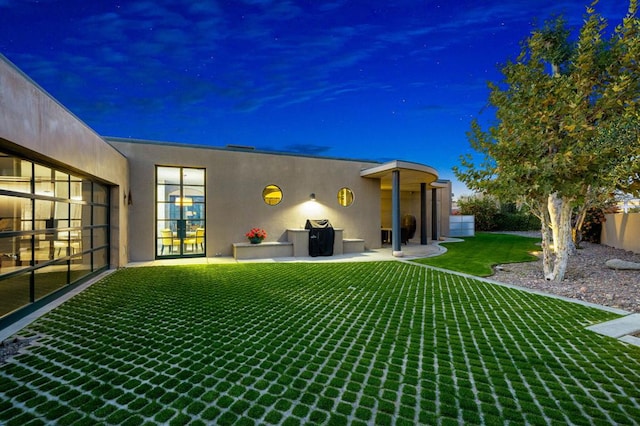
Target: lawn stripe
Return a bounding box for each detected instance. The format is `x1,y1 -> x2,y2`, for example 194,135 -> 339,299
453,275 -> 510,425
413,266 -> 429,425
456,275 -> 510,423
489,278 -> 637,423
461,277 -> 566,424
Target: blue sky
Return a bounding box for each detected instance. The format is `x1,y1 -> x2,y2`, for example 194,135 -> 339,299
0,0 -> 630,198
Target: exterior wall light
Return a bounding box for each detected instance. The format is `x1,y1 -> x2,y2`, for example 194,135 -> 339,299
310,193 -> 316,201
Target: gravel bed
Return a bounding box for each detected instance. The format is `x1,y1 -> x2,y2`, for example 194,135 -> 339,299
491,234 -> 640,313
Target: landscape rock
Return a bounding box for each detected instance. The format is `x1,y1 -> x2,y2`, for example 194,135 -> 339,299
1,336 -> 36,364
605,258 -> 640,270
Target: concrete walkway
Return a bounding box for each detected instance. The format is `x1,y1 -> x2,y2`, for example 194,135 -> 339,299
126,241 -> 452,267
587,313 -> 640,347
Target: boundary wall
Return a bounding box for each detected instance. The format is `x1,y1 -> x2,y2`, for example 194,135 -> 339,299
601,213 -> 640,254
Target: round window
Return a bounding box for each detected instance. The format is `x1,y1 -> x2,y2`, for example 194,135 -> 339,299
337,187 -> 354,207
262,184 -> 283,206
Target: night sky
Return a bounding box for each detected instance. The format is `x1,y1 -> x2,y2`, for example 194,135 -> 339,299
0,0 -> 630,197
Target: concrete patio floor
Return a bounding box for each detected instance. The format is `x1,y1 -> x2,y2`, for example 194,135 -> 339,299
128,241 -> 451,267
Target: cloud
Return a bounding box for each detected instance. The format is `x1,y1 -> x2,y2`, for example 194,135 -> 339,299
280,144 -> 332,156
9,0 -> 615,146
12,0 -> 481,121
17,1 -> 386,117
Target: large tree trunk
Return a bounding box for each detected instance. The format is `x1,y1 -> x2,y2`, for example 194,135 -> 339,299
537,205 -> 554,279
572,204 -> 588,248
529,199 -> 555,278
540,220 -> 554,279
546,193 -> 574,281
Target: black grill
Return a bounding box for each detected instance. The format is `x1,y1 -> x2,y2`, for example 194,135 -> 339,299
305,219 -> 335,257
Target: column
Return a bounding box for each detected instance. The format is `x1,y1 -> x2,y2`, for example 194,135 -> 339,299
432,188 -> 438,241
392,170 -> 403,257
420,183 -> 427,245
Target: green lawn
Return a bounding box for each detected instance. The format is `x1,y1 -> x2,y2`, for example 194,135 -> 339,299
414,232 -> 541,276
1,262 -> 639,425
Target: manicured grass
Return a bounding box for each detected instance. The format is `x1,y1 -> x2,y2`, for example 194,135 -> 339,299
1,262 -> 639,425
414,232 -> 541,276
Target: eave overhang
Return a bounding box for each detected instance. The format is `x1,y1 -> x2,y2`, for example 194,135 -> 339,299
361,160 -> 439,191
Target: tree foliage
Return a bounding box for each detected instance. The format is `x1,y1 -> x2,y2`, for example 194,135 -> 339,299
454,1 -> 640,281
457,196 -> 499,231
457,196 -> 540,231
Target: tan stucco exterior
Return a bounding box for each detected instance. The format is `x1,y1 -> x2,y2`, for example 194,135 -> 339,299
601,213 -> 640,254
109,139 -> 386,260
1,53 -> 452,266
0,56 -> 129,267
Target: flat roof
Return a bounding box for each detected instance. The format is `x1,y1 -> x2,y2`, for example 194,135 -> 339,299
360,160 -> 439,191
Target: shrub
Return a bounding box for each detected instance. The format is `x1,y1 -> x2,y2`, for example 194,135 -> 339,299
458,198 -> 540,231
457,197 -> 499,231
494,212 -> 540,231
581,208 -> 606,243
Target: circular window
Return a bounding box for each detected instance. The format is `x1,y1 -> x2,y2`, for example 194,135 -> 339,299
262,184 -> 283,206
337,187 -> 354,207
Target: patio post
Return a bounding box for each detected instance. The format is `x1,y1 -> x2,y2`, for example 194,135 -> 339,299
432,187 -> 438,241
392,170 -> 403,256
420,183 -> 427,245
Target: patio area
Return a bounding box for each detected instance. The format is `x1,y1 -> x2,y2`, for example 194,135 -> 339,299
126,241 -> 450,266
1,260 -> 639,425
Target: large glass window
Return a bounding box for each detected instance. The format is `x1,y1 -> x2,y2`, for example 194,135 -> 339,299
0,151 -> 110,321
156,166 -> 205,258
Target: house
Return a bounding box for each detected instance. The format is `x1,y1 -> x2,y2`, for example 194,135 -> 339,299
0,54 -> 451,327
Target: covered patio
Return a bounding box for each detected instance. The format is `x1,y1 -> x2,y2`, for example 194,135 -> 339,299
361,160 -> 450,257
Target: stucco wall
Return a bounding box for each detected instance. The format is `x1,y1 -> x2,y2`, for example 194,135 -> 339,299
0,56 -> 129,267
109,140 -> 382,261
601,213 -> 640,254
439,181 -> 452,237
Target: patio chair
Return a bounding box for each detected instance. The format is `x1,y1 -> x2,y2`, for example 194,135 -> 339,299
160,229 -> 179,254
184,228 -> 205,252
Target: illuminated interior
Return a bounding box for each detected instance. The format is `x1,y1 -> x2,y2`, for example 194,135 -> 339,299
262,184 -> 283,206
337,187 -> 354,207
0,152 -> 109,318
156,166 -> 206,258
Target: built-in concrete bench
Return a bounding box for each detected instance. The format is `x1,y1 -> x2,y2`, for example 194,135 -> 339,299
343,238 -> 365,254
232,228 -> 365,260
233,241 -> 293,260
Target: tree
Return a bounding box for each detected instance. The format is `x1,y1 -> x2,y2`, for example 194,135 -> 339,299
454,1 -> 640,281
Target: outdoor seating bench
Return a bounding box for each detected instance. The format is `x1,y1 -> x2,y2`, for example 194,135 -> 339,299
343,238 -> 365,253
233,241 -> 293,260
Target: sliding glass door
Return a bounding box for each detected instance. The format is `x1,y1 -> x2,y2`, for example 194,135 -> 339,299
156,166 -> 205,258
0,151 -> 109,322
